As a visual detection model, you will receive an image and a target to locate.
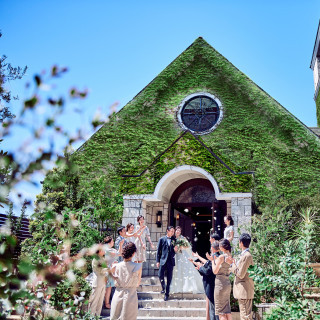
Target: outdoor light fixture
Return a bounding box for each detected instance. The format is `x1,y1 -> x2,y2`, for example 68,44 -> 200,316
156,211 -> 162,228
184,208 -> 189,213
176,213 -> 180,220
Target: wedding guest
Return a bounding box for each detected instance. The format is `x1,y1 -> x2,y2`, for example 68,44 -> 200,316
104,236 -> 123,309
135,215 -> 155,285
88,245 -> 108,317
126,223 -> 145,247
110,242 -> 142,320
210,232 -> 220,245
226,233 -> 254,320
212,238 -> 232,320
115,226 -> 128,261
191,241 -> 220,320
224,216 -> 234,243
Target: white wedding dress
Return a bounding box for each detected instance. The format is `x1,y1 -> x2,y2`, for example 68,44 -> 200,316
170,237 -> 204,294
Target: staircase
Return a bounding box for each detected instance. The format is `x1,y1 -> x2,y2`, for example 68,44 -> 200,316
101,276 -> 207,319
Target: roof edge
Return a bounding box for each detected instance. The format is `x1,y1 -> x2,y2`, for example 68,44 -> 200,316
310,20 -> 320,69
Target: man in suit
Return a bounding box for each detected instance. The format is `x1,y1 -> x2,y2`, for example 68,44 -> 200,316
156,226 -> 178,301
226,233 -> 254,320
191,241 -> 220,320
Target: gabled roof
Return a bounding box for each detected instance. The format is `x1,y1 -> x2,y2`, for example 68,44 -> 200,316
72,37 -> 320,207
76,36 -> 318,156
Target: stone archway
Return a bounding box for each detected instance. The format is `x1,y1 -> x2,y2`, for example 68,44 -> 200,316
122,165 -> 252,276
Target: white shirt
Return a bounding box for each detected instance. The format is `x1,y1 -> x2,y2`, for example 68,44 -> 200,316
224,225 -> 234,239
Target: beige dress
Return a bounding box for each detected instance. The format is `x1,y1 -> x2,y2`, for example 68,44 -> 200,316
110,261 -> 142,320
214,256 -> 231,315
88,258 -> 108,316
134,225 -> 150,262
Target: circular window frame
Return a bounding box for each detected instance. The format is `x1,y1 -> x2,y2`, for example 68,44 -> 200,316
177,92 -> 223,135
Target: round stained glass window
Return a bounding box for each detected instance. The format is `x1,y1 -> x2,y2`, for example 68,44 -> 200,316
178,93 -> 222,134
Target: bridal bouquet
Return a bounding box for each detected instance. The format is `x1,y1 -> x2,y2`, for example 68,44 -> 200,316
174,238 -> 190,252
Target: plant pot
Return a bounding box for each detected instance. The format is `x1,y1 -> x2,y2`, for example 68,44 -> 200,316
309,263 -> 320,278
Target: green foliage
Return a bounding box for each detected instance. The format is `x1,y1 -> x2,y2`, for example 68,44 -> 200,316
250,207 -> 320,318
50,272 -> 91,311
122,132 -> 253,194
22,208 -> 102,263
0,31 -> 27,122
0,223 -> 36,319
0,63 -> 114,319
265,298 -> 320,320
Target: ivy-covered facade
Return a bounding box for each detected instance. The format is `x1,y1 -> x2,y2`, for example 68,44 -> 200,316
71,37 -> 320,276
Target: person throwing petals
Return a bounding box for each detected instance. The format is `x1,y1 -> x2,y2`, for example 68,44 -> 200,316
226,233 -> 254,320
125,223 -> 146,248
212,239 -> 232,320
135,215 -> 155,285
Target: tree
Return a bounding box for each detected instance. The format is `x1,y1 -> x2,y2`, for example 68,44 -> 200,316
0,30 -> 27,122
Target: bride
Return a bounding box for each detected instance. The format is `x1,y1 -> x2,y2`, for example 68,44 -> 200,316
170,226 -> 204,294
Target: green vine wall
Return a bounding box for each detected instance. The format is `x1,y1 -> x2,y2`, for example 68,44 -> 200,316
122,132 -> 253,194
70,37 -> 320,210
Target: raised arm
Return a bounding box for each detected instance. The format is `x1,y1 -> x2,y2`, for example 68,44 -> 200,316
126,225 -> 146,238
193,251 -> 208,264
145,227 -> 155,249
117,239 -> 124,256
230,255 -> 253,279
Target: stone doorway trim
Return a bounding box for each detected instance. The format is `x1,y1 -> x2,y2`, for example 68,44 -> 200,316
125,165 -> 252,203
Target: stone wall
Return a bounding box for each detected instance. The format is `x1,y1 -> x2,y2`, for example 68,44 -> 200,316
230,197 -> 252,246
123,195 -> 169,277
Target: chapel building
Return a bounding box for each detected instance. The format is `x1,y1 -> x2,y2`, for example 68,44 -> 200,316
73,36 -> 320,276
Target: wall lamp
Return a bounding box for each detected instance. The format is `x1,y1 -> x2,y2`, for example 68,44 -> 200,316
156,211 -> 162,228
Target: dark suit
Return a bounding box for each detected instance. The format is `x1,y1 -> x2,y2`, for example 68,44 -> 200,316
198,252 -> 220,320
156,236 -> 176,295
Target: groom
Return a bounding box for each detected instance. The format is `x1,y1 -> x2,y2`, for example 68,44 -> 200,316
156,226 -> 178,301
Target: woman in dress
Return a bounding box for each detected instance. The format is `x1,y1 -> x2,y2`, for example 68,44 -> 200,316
88,245 -> 109,317
212,238 -> 232,320
224,216 -> 234,243
125,223 -> 146,245
170,226 -> 204,294
110,242 -> 142,320
135,215 -> 155,285
104,236 -> 124,309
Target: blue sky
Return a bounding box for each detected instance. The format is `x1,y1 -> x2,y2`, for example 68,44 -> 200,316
1,0 -> 320,215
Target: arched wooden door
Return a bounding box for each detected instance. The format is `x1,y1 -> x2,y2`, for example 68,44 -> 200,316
170,178 -> 226,257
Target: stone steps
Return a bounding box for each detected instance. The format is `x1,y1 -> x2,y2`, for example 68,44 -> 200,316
138,299 -> 206,308
138,284 -> 162,292
138,291 -> 206,300
102,277 -> 207,319
138,307 -> 206,317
